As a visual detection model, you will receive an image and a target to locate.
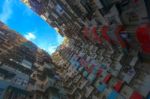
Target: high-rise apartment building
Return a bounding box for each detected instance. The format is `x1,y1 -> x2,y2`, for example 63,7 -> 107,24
0,21 -> 67,99
22,0 -> 150,49
2,0 -> 149,99
52,35 -> 150,98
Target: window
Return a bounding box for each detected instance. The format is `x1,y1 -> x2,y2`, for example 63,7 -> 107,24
56,4 -> 64,15
48,0 -> 54,8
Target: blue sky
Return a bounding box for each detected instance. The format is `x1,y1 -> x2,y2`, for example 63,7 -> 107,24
0,0 -> 64,54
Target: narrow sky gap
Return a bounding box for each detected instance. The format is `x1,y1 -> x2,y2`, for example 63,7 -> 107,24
0,0 -> 64,54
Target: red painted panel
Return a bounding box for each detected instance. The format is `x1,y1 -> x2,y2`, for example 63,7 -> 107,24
103,74 -> 111,84
93,26 -> 102,45
101,26 -> 111,43
130,91 -> 143,99
96,68 -> 103,77
136,24 -> 150,53
82,26 -> 89,40
115,25 -> 126,48
114,80 -> 123,92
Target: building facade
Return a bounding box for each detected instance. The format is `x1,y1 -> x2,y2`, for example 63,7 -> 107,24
0,21 -> 67,99
52,36 -> 150,98
21,0 -> 150,98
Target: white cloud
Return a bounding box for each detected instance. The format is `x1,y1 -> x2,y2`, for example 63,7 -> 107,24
25,32 -> 36,40
54,27 -> 59,32
0,0 -> 12,23
54,27 -> 64,44
48,45 -> 58,54
56,34 -> 64,44
46,34 -> 64,54
47,35 -> 63,54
